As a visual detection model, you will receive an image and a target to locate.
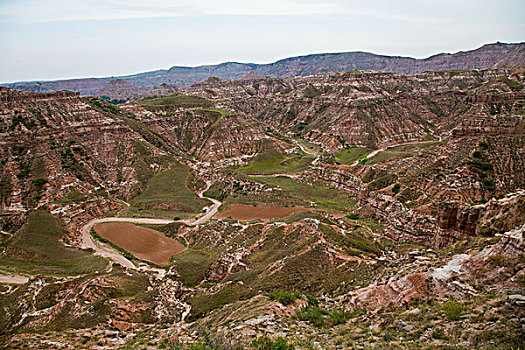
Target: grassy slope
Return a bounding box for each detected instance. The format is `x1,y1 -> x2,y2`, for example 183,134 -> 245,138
196,108 -> 234,116
122,162 -> 211,219
254,176 -> 357,213
335,146 -> 373,164
0,211 -> 107,276
367,141 -> 443,165
176,213 -> 382,319
239,150 -> 314,175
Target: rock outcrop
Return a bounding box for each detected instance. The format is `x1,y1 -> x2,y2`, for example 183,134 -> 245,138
349,223 -> 525,311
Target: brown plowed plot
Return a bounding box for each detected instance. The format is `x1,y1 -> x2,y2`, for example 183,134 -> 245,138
93,222 -> 185,265
214,204 -> 308,222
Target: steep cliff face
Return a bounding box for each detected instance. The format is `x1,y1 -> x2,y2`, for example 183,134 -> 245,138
120,101 -> 283,163
0,88 -> 175,230
189,69 -> 524,150
437,191 -> 525,246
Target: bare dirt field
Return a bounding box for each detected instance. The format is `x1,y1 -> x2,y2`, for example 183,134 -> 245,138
214,204 -> 309,222
93,222 -> 185,265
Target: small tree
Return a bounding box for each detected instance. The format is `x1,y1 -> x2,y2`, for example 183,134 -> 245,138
392,183 -> 401,193
442,299 -> 465,321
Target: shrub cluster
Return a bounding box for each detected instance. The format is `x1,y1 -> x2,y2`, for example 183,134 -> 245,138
269,289 -> 301,305
296,295 -> 367,328
442,299 -> 465,321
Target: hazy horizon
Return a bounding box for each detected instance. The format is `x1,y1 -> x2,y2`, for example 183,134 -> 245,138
1,0 -> 524,83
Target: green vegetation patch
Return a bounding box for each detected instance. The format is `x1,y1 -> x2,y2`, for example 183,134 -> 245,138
335,146 -> 373,164
442,299 -> 465,321
269,289 -> 301,305
367,141 -> 442,165
172,249 -> 216,286
254,176 -> 357,213
187,282 -> 249,321
320,224 -> 382,255
124,162 -> 211,219
52,189 -> 87,205
239,149 -> 314,175
304,85 -> 322,98
296,302 -> 367,328
195,108 -> 234,116
499,77 -> 523,91
0,211 -> 107,275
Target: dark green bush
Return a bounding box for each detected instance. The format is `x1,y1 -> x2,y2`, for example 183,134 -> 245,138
269,289 -> 301,305
252,336 -> 295,350
296,305 -> 327,327
271,337 -> 295,350
33,178 -> 48,188
442,299 -> 465,321
467,160 -> 493,171
296,305 -> 366,327
306,295 -> 319,307
392,183 -> 401,193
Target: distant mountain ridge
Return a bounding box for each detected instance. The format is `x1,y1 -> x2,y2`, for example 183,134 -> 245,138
4,41 -> 524,98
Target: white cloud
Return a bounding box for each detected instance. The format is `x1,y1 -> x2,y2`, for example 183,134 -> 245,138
0,0 -> 341,22
0,0 -> 480,24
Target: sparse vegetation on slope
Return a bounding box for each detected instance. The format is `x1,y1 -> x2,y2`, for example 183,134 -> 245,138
239,149 -> 314,175
0,211 -> 107,275
122,162 -> 211,219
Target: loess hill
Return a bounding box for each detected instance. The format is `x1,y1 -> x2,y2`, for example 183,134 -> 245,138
3,41 -> 524,98
0,64 -> 524,349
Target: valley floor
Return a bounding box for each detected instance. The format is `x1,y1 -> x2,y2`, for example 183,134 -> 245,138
1,68 -> 524,349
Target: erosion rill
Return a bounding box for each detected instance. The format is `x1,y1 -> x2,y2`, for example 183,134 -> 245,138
0,65 -> 524,348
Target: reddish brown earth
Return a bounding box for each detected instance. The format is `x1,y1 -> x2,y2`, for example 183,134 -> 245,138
214,204 -> 309,222
6,42 -> 524,95
93,222 -> 185,265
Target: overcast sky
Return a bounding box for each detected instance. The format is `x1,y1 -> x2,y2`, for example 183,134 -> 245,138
1,0 -> 524,83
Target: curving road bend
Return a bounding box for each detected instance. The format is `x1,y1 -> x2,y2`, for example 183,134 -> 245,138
80,217 -> 176,269
183,197 -> 221,226
350,136 -> 443,167
79,181 -> 221,270
182,179 -> 222,226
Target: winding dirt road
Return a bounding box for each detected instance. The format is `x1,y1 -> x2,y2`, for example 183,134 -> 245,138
80,217 -> 175,269
0,273 -> 29,284
350,137 -> 443,166
79,137 -> 442,269
182,180 -> 222,226
79,181 -> 221,270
